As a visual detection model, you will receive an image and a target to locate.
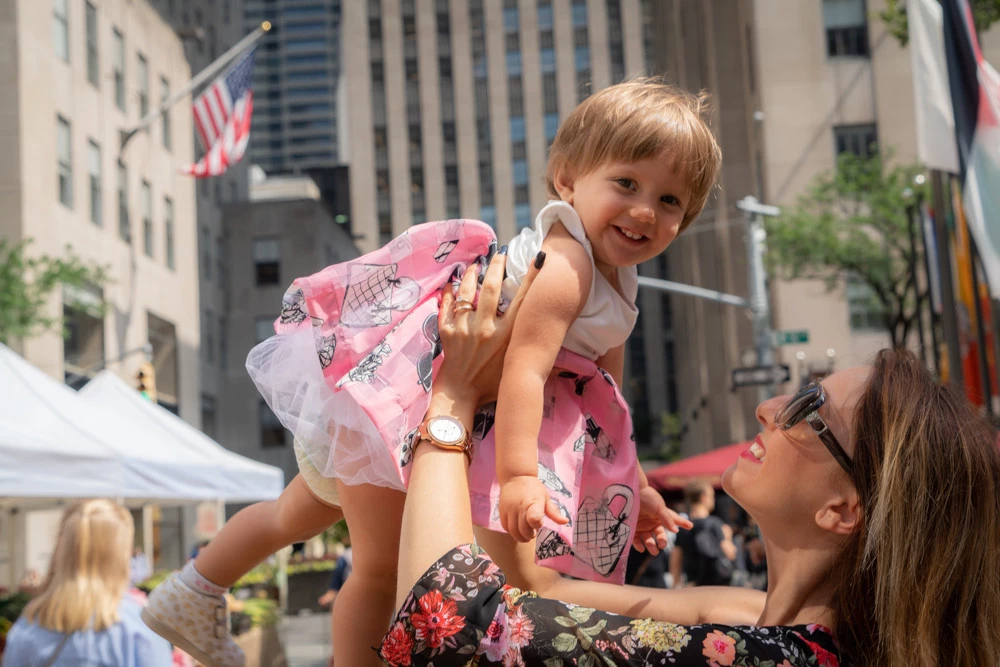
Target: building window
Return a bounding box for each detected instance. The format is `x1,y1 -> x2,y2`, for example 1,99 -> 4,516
538,1 -> 553,30
510,116 -> 526,143
218,315 -> 227,371
543,73 -> 558,114
846,277 -> 885,331
53,0 -> 69,62
164,197 -> 175,270
260,400 -> 287,447
607,0 -> 625,82
253,238 -> 281,286
201,395 -> 217,439
255,316 -> 274,344
117,160 -> 129,242
824,0 -> 869,57
160,77 -> 171,150
512,159 -> 528,186
544,113 -> 559,142
204,309 -> 215,363
113,29 -> 125,111
141,180 -> 153,257
572,1 -> 588,27
85,2 -> 99,86
201,226 -> 212,281
63,283 -> 105,387
515,203 -> 532,230
147,312 -> 179,410
834,123 -> 878,158
57,116 -> 72,208
88,140 -> 101,226
480,205 -> 496,228
216,236 -> 226,290
138,54 -> 149,118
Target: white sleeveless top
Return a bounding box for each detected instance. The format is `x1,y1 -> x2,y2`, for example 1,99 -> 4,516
501,201 -> 639,361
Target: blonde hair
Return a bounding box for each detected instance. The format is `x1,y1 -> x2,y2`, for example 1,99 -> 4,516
23,499 -> 134,633
545,77 -> 722,231
831,349 -> 1000,666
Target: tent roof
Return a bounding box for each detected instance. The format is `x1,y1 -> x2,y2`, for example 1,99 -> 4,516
646,442 -> 749,491
0,343 -> 283,503
79,371 -> 284,503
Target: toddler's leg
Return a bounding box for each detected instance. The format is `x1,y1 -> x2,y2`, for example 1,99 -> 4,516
196,474 -> 343,585
331,481 -> 405,667
143,475 -> 343,667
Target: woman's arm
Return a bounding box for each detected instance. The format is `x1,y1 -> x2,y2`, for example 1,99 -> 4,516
395,251 -> 543,609
496,224 -> 592,541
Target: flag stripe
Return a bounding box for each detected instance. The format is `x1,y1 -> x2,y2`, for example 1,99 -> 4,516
182,48 -> 255,178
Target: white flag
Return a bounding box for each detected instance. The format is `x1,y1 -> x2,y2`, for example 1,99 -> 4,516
909,0 -> 960,173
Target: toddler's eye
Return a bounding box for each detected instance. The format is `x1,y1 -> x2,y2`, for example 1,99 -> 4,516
614,178 -> 636,190
661,195 -> 680,206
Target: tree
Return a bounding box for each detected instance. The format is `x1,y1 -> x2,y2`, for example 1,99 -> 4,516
0,238 -> 109,345
879,0 -> 1000,46
764,151 -> 928,349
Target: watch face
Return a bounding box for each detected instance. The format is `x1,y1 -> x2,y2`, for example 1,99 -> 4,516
428,417 -> 464,445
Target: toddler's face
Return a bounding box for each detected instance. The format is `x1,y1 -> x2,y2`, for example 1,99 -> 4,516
553,151 -> 690,275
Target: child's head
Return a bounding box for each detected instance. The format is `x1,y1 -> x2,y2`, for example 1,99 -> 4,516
545,78 -> 721,233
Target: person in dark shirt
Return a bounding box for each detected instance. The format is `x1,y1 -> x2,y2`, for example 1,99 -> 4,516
671,481 -> 737,587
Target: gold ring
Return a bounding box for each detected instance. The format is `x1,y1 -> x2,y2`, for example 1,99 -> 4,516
454,302 -> 476,314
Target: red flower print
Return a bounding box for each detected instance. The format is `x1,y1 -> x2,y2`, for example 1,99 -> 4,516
380,622 -> 414,667
701,630 -> 737,666
410,589 -> 466,649
800,636 -> 839,667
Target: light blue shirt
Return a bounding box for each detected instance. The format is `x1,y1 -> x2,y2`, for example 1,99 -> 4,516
1,598 -> 172,667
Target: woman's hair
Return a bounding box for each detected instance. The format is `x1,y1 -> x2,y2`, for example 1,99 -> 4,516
545,77 -> 722,231
830,349 -> 1000,666
23,499 -> 134,633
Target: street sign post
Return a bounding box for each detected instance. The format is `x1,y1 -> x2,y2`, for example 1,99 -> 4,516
774,330 -> 809,346
732,364 -> 791,388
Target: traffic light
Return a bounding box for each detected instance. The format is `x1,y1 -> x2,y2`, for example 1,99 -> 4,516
137,362 -> 157,404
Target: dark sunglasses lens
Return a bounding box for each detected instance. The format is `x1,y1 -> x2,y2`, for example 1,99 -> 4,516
776,384 -> 822,428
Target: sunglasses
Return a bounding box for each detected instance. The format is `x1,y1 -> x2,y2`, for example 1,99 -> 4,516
774,382 -> 853,475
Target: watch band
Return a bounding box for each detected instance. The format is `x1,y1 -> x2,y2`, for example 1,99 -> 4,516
414,416 -> 474,462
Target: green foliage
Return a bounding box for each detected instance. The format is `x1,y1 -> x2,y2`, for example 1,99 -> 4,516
136,570 -> 172,593
0,238 -> 109,345
764,151 -> 928,348
240,598 -> 279,628
286,558 -> 336,576
233,562 -> 276,589
879,0 -> 1000,46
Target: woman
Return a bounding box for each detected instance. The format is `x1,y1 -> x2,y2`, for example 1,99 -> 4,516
381,251 -> 1000,666
2,500 -> 173,667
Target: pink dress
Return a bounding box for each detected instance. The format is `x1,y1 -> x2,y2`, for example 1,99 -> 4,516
247,204 -> 640,584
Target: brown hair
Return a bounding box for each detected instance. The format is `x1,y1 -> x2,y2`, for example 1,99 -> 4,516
23,499 -> 133,632
545,77 -> 722,231
831,349 -> 1000,666
684,480 -> 713,508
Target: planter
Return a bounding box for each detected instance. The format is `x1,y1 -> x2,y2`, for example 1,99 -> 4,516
235,625 -> 287,667
285,570 -> 330,615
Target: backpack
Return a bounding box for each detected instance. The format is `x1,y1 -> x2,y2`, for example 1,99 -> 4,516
691,517 -> 734,586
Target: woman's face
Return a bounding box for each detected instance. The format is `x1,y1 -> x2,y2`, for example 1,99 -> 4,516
722,365 -> 870,543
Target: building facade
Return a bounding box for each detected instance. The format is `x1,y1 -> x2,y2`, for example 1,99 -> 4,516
0,0 -> 199,416
219,177 -> 359,484
0,0 -> 201,574
244,0 -> 346,174
754,0 -> 1000,381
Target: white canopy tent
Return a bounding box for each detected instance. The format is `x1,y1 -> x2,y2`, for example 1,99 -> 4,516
78,370 -> 284,503
0,343 -> 283,503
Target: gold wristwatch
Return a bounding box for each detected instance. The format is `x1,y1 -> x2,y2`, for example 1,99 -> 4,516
414,415 -> 473,462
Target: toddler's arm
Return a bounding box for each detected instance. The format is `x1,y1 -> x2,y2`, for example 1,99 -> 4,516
495,223 -> 592,542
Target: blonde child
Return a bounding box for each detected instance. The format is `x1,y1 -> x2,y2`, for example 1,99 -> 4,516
143,77 -> 719,666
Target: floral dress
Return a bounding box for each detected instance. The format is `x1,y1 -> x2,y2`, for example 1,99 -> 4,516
378,545 -> 842,667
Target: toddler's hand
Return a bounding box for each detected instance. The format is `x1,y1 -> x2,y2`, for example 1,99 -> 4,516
633,486 -> 693,555
499,475 -> 569,542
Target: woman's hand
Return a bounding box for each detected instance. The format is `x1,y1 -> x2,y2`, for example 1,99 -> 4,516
435,250 -> 545,408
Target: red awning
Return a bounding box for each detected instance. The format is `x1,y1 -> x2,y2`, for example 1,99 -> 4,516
646,442 -> 750,491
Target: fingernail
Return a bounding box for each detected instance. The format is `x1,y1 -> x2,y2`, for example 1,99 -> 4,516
534,251 -> 546,269
499,245 -> 509,256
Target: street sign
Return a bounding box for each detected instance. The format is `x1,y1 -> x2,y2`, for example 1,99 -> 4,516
732,364 -> 791,388
774,329 -> 809,346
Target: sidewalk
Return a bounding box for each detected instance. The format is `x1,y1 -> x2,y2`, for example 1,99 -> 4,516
280,610 -> 332,667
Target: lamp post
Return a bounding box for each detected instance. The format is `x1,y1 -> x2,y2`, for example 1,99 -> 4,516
902,184 -> 929,368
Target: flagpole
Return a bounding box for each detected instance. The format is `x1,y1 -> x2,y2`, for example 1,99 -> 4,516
968,237 -> 995,416
119,21 -> 271,151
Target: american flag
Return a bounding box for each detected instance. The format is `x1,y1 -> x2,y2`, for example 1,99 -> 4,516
183,49 -> 255,178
